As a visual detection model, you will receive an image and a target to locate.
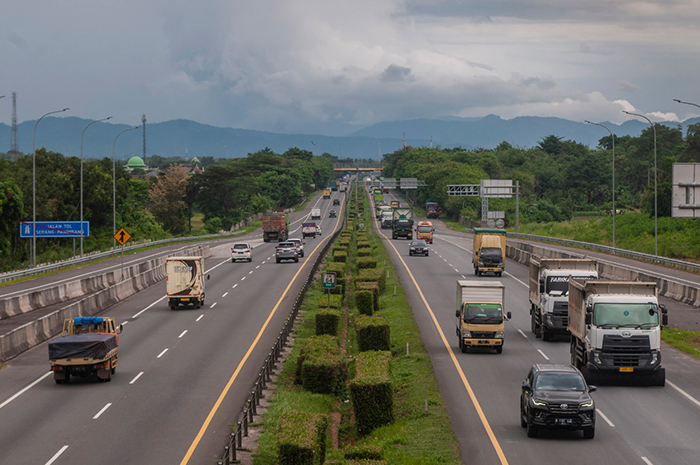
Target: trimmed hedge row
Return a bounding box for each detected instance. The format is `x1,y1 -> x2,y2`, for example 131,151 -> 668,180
356,290 -> 374,316
349,351 -> 393,436
333,251 -> 347,263
343,445 -> 383,460
356,315 -> 390,352
319,294 -> 343,309
356,281 -> 379,311
278,410 -> 328,465
356,267 -> 386,293
316,309 -> 341,336
296,335 -> 347,395
356,247 -> 372,257
356,256 -> 377,270
325,262 -> 345,279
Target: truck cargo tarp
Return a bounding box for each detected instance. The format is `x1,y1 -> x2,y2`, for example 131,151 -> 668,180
49,334 -> 117,360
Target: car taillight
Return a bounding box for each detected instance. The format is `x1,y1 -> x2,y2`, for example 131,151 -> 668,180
276,248 -> 281,251
291,248 -> 297,251
245,249 -> 250,253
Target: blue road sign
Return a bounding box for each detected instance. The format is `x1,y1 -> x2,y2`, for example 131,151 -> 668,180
20,221 -> 90,238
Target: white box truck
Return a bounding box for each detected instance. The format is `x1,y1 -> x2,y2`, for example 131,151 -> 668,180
455,280 -> 511,354
568,280 -> 668,385
311,208 -> 321,220
529,257 -> 598,341
167,256 -> 207,309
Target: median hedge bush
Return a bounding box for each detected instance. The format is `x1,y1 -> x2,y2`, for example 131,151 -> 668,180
342,461 -> 387,465
356,256 -> 377,270
357,240 -> 370,249
316,309 -> 341,336
333,251 -> 347,263
356,282 -> 379,311
356,290 -> 374,316
278,410 -> 328,465
325,262 -> 345,279
356,267 -> 386,293
356,247 -> 372,257
318,294 -> 342,309
343,445 -> 383,460
355,316 -> 390,352
296,335 -> 347,395
349,351 -> 393,436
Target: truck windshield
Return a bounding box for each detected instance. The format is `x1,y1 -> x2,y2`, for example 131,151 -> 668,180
396,221 -> 412,228
464,304 -> 503,323
480,247 -> 502,260
593,303 -> 659,327
546,276 -> 570,294
417,226 -> 432,233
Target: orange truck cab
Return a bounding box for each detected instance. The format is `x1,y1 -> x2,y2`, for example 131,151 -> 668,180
415,221 -> 434,244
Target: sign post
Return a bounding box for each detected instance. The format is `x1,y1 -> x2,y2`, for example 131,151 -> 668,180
114,228 -> 132,279
323,272 -> 336,307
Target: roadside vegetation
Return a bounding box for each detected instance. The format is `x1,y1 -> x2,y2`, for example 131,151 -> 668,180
661,327 -> 700,359
252,184 -> 461,465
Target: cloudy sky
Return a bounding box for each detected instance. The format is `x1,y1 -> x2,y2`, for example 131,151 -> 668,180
3,0 -> 699,135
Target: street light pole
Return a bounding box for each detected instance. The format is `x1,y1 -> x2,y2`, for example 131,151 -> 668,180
32,108 -> 70,267
585,120 -> 616,248
673,99 -> 700,110
112,126 -> 140,249
623,110 -> 658,256
80,116 -> 112,257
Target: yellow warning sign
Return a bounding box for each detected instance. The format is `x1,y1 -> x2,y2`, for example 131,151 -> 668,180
114,228 -> 131,245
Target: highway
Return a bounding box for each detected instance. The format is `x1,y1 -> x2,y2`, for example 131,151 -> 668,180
376,190 -> 700,465
0,190 -> 345,465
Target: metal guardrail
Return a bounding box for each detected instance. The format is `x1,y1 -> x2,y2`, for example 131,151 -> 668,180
503,232 -> 700,274
216,192 -> 347,465
0,231 -> 249,284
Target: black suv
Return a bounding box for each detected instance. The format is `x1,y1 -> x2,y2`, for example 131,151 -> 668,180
333,198 -> 340,205
521,364 -> 596,439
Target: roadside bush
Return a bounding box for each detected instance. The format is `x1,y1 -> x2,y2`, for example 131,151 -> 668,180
356,256 -> 377,270
349,351 -> 393,436
356,290 -> 374,315
296,335 -> 347,394
333,251 -> 347,263
339,238 -> 351,247
356,282 -> 379,311
356,240 -> 370,249
356,247 -> 372,257
333,245 -> 348,254
356,316 -> 390,352
343,445 -> 383,460
329,284 -> 344,296
278,410 -> 328,465
318,294 -> 342,309
316,309 -> 341,336
356,267 -> 386,293
325,262 -> 345,279
342,461 -> 387,465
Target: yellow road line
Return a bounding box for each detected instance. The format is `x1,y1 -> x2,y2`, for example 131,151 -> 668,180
180,199 -> 345,464
370,195 -> 509,465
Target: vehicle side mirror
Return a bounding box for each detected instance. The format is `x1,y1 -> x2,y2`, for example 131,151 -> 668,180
506,312 -> 512,320
455,310 -> 460,318
588,385 -> 597,393
585,313 -> 592,325
662,314 -> 668,327
207,274 -> 210,280
117,324 -> 123,334
661,305 -> 668,314
521,380 -> 531,391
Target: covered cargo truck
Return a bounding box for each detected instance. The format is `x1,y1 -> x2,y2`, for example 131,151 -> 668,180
455,280 -> 510,354
262,214 -> 288,242
472,228 -> 506,276
425,202 -> 442,219
529,258 -> 598,341
49,317 -> 122,384
568,280 -> 667,386
167,256 -> 206,309
391,207 -> 414,239
302,222 -> 317,238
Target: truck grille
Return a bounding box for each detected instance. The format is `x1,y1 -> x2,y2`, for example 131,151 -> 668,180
602,335 -> 650,353
549,403 -> 579,415
471,332 -> 496,339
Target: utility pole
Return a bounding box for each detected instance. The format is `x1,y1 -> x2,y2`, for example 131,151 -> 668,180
10,92 -> 19,159
142,114 -> 147,161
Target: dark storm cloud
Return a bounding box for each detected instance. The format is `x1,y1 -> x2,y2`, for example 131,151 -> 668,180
379,64 -> 415,83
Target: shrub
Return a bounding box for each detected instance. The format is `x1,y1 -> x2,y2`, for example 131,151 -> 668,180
356,267 -> 386,293
343,445 -> 383,460
356,290 -> 374,315
319,294 -> 342,309
316,309 -> 341,336
278,411 -> 328,465
356,282 -> 379,311
325,262 -> 345,279
333,251 -> 347,263
329,283 -> 344,295
333,245 -> 348,254
339,238 -> 351,247
356,256 -> 377,270
349,351 -> 393,436
356,247 -> 372,257
356,240 -> 370,249
296,335 -> 346,394
343,461 -> 387,465
356,315 -> 390,352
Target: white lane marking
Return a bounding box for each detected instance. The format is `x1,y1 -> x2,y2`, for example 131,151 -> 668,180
596,408 -> 615,427
241,277 -> 246,281
45,445 -> 69,465
133,295 -> 167,318
222,292 -> 228,298
210,302 -> 217,308
248,270 -> 253,275
667,380 -> 700,409
448,263 -> 453,267
130,372 -> 144,384
454,269 -> 459,273
517,329 -> 528,339
93,403 -> 112,419
256,265 -> 260,269
196,314 -> 204,322
537,349 -> 550,360
232,283 -> 238,288
505,272 -> 528,288
641,457 -> 653,465
0,371 -> 53,410
205,258 -> 232,274
461,275 -> 466,279
157,348 -> 168,358
179,330 -> 188,338
262,261 -> 266,265
121,320 -> 129,326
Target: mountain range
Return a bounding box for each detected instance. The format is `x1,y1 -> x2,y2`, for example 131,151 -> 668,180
1,115 -> 697,160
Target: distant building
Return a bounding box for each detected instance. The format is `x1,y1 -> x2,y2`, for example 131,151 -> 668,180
125,156 -> 147,171
180,156 -> 205,174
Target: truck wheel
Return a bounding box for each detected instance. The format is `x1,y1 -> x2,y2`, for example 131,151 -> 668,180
583,426 -> 595,439
531,312 -> 541,338
495,346 -> 503,354
295,258 -> 299,263
459,338 -> 468,354
542,328 -> 551,341
474,268 -> 478,276
276,259 -> 280,263
651,369 -> 666,386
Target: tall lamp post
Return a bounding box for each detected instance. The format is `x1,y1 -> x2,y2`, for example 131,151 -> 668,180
623,110 -> 658,256
585,120 -> 616,248
112,126 -> 140,249
32,108 -> 70,267
80,116 -> 112,257
673,99 -> 700,110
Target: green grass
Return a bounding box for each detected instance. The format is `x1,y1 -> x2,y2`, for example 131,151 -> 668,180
662,327 -> 700,359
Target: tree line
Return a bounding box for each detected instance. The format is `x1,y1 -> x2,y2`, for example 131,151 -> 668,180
0,148 -> 336,271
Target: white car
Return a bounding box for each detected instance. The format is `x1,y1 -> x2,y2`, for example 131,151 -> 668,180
231,243 -> 252,262
287,238 -> 305,257
316,225 -> 322,236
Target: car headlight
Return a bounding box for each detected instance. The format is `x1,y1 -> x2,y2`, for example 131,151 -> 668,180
593,350 -> 602,365
462,330 -> 471,338
531,399 -> 548,407
650,350 -> 659,365
495,330 -> 505,339
580,401 -> 594,408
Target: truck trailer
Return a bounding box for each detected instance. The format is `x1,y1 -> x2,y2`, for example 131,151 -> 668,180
391,207 -> 414,239
262,214 -> 288,242
568,280 -> 667,386
529,258 -> 598,340
167,256 -> 206,309
455,280 -> 511,353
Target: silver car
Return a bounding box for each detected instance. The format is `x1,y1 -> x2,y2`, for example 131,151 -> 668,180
276,242 -> 300,263
287,238 -> 305,257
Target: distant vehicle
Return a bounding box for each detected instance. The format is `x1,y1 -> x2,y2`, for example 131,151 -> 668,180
333,198 -> 340,206
49,317 -> 122,384
415,221 -> 434,244
263,214 -> 288,242
331,186 -> 338,191
390,200 -> 400,208
472,228 -> 506,276
276,241 -> 300,263
231,243 -> 252,262
425,202 -> 442,219
392,207 -> 413,239
311,208 -> 321,220
287,238 -> 305,257
408,240 -> 429,256
381,212 -> 393,229
302,223 -> 317,239
520,364 -> 596,439
315,225 -> 322,236
329,209 -> 337,218
167,256 -> 207,309
323,189 -> 331,199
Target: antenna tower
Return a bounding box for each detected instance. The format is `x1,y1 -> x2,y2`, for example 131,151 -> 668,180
142,114 -> 147,160
10,92 -> 19,159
